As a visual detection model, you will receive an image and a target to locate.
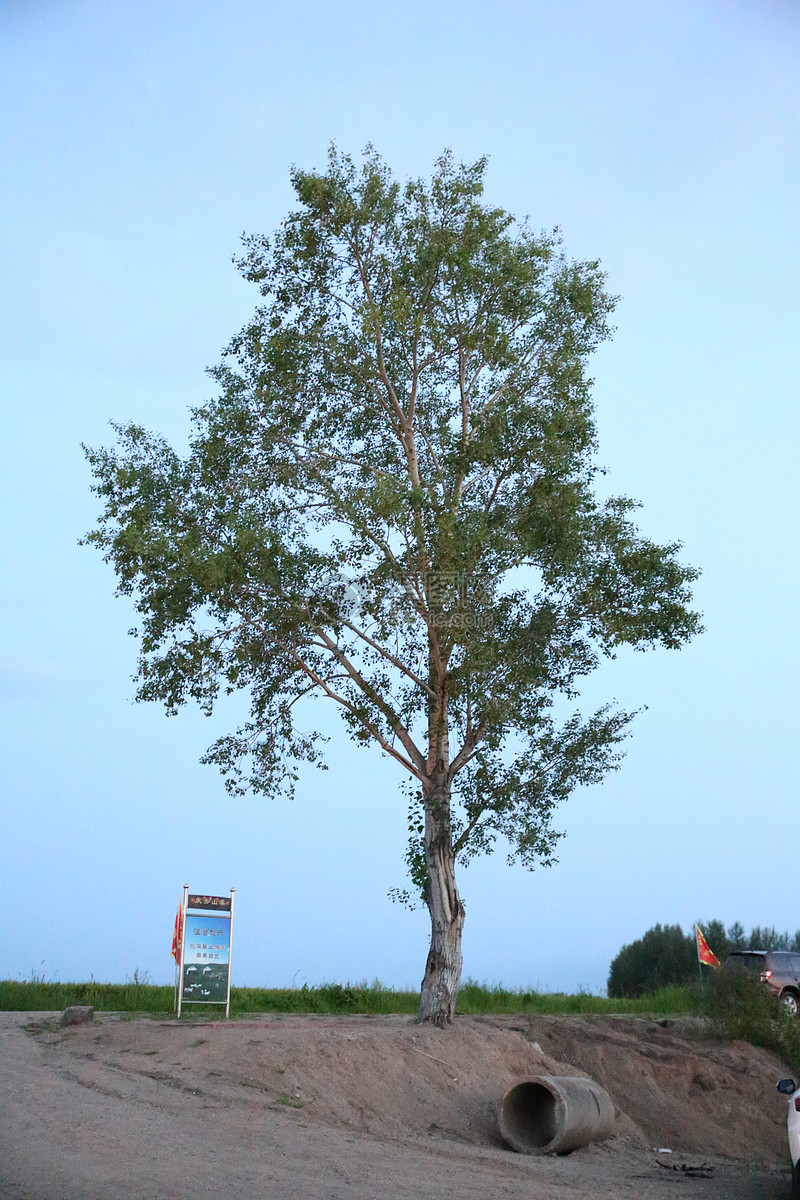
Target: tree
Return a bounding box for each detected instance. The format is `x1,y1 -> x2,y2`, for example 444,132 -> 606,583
608,921 -> 800,996
83,146 -> 701,1025
607,924 -> 696,997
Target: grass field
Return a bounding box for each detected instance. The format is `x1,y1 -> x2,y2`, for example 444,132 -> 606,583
9,972 -> 800,1071
0,976 -> 699,1017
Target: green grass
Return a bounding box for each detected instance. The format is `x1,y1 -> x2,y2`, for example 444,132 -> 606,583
0,977 -> 175,1014
10,971 -> 800,1073
0,975 -> 701,1018
455,980 -> 699,1015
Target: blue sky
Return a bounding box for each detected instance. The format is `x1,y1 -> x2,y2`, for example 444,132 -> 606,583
2,0 -> 798,993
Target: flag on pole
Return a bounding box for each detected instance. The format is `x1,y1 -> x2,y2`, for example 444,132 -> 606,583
695,924 -> 720,969
171,903 -> 184,962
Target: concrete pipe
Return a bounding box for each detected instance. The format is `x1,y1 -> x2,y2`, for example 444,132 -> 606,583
498,1075 -> 615,1155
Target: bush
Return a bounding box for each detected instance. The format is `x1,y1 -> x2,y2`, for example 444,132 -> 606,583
704,961 -> 800,1075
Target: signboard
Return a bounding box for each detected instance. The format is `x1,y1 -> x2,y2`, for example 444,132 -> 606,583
182,915 -> 230,1002
187,894 -> 232,912
176,887 -> 235,1018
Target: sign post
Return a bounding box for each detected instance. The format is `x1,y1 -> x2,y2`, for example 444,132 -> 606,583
176,886 -> 235,1018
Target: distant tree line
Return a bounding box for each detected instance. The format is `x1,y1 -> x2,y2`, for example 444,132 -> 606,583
607,921 -> 800,997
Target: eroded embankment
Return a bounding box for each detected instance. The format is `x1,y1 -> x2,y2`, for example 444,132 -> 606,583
30,1010 -> 792,1164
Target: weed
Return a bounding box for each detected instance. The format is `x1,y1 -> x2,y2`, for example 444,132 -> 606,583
319,983 -> 357,1010
22,1017 -> 59,1037
1,976 -> 700,1019
704,965 -> 800,1073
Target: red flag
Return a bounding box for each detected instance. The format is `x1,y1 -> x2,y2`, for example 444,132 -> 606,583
695,924 -> 720,969
171,904 -> 183,962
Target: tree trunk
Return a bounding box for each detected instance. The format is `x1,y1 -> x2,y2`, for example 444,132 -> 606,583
418,782 -> 465,1025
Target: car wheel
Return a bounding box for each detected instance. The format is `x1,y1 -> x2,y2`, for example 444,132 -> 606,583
792,1160 -> 800,1200
782,993 -> 800,1017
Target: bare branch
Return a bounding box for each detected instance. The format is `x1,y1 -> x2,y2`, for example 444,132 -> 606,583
447,717 -> 487,785
283,643 -> 425,780
336,615 -> 438,700
309,621 -> 428,778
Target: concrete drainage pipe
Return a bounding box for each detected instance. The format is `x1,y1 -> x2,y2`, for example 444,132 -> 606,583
498,1075 -> 615,1155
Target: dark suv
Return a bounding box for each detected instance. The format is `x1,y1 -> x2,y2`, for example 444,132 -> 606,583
725,950 -> 800,1015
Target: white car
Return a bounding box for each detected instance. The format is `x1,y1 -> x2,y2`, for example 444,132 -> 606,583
776,1076 -> 800,1196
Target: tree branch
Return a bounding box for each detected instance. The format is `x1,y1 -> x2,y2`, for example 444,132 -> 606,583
308,621 -> 429,778
283,643 -> 425,780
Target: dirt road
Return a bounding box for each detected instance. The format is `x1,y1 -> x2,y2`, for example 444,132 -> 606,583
0,1011 -> 792,1199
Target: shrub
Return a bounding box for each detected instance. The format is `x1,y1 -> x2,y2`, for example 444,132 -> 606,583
704,961 -> 800,1075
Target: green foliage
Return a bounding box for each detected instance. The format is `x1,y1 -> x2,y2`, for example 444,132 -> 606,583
0,978 -> 176,1014
608,920 -> 800,998
83,144 -> 700,904
747,925 -> 800,952
608,924 -> 697,997
704,964 -> 800,1075
232,981 -> 417,1016
0,976 -> 698,1017
317,983 -> 358,1010
13,969 -> 800,1071
455,979 -> 698,1016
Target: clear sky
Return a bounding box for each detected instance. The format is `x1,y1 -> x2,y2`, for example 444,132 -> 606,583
2,0 -> 798,994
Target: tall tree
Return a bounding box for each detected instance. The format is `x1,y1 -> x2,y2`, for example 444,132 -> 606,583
83,147 -> 701,1025
607,924 -> 697,997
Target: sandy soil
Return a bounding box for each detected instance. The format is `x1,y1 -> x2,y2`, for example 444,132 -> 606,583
0,1009 -> 794,1199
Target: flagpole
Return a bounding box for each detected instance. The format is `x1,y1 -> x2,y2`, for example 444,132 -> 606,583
177,885 -> 188,1019
695,924 -> 721,988
696,925 -> 704,990
171,897 -> 183,1014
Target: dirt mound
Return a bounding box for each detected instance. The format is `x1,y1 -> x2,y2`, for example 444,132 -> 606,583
525,1014 -> 790,1162
40,1011 -> 791,1163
